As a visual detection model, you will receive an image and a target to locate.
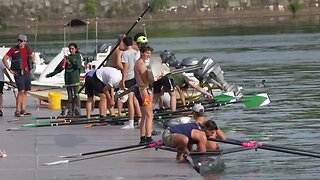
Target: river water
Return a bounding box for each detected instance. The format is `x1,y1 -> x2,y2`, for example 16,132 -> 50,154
3,32 -> 320,179
150,34 -> 320,179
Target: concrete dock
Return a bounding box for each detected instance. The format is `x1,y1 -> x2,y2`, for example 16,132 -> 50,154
0,91 -> 202,180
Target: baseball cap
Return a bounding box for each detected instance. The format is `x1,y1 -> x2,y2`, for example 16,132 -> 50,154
192,104 -> 204,113
18,34 -> 27,42
136,36 -> 148,43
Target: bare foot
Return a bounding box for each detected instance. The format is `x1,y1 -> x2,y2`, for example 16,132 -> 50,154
176,153 -> 188,163
0,150 -> 7,158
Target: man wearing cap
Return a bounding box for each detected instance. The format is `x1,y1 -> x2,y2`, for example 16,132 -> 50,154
192,103 -> 226,151
161,119 -> 220,163
133,32 -> 148,52
118,36 -> 142,129
2,34 -> 35,117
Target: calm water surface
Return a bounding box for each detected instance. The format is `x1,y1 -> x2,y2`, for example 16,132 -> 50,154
148,34 -> 320,180
5,33 -> 320,179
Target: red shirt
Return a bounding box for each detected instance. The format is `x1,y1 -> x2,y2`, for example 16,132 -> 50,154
6,47 -> 32,73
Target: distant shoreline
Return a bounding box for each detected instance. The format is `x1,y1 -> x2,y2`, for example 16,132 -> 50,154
0,8 -> 320,41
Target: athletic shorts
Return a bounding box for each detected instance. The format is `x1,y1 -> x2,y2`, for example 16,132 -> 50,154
162,129 -> 176,147
125,78 -> 136,88
153,76 -> 175,94
85,73 -> 105,97
0,81 -> 4,94
134,86 -> 152,106
14,73 -> 31,91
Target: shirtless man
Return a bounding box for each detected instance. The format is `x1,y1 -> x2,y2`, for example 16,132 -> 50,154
134,45 -> 162,144
106,34 -> 126,70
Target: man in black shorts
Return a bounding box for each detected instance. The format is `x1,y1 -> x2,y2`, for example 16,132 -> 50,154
153,75 -> 177,111
2,34 -> 35,117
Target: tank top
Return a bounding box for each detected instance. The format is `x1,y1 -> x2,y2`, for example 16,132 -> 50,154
170,123 -> 203,144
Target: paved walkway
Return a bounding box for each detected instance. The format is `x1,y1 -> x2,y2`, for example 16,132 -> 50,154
0,91 -> 202,180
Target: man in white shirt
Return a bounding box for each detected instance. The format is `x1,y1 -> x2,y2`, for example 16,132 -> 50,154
85,67 -> 122,119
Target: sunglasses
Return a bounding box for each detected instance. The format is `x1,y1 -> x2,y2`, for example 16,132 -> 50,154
17,39 -> 24,43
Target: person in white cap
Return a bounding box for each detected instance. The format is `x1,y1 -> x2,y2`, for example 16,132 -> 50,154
193,103 -> 226,151
2,34 -> 35,117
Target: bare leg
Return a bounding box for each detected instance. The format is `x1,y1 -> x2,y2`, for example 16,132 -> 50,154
169,91 -> 176,111
86,96 -> 94,119
98,93 -> 107,116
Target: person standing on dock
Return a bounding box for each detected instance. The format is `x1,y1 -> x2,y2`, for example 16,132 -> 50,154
134,45 -> 162,144
118,36 -> 142,129
106,34 -> 126,70
46,43 -> 82,116
2,34 -> 35,117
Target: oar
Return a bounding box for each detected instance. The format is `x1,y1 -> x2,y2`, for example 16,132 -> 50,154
218,93 -> 271,108
44,140 -> 164,165
115,65 -> 204,99
4,81 -> 17,99
30,82 -> 82,92
77,5 -> 151,95
7,113 -> 183,130
13,114 -> 102,121
208,138 -> 320,159
60,140 -> 163,158
228,138 -> 320,156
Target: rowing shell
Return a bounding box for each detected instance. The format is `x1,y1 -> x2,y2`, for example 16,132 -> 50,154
188,146 -> 255,175
188,150 -> 225,175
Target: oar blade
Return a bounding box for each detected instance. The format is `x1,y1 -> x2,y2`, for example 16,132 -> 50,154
44,160 -> 69,166
59,153 -> 82,158
243,93 -> 270,108
215,92 -> 236,103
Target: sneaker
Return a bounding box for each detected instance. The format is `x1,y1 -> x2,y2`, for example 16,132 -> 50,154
139,136 -> 146,144
121,120 -> 134,129
14,111 -> 21,117
146,136 -> 154,144
0,111 -> 3,117
20,110 -> 32,117
121,124 -> 134,129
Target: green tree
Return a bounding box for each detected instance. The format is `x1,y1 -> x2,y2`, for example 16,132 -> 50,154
289,2 -> 301,16
84,0 -> 97,16
149,0 -> 168,12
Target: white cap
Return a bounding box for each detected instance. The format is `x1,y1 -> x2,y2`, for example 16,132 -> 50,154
192,104 -> 204,113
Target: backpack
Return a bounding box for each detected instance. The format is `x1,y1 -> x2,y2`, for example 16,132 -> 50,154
11,45 -> 33,71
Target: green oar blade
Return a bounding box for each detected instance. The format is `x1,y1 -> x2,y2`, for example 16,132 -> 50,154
215,92 -> 236,103
21,121 -> 51,128
243,93 -> 270,108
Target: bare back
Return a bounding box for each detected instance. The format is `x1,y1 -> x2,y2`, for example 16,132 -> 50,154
106,47 -> 123,70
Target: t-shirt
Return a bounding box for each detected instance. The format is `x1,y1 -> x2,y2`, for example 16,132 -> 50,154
95,67 -> 122,88
170,123 -> 203,144
121,48 -> 138,80
169,73 -> 188,86
6,46 -> 32,73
